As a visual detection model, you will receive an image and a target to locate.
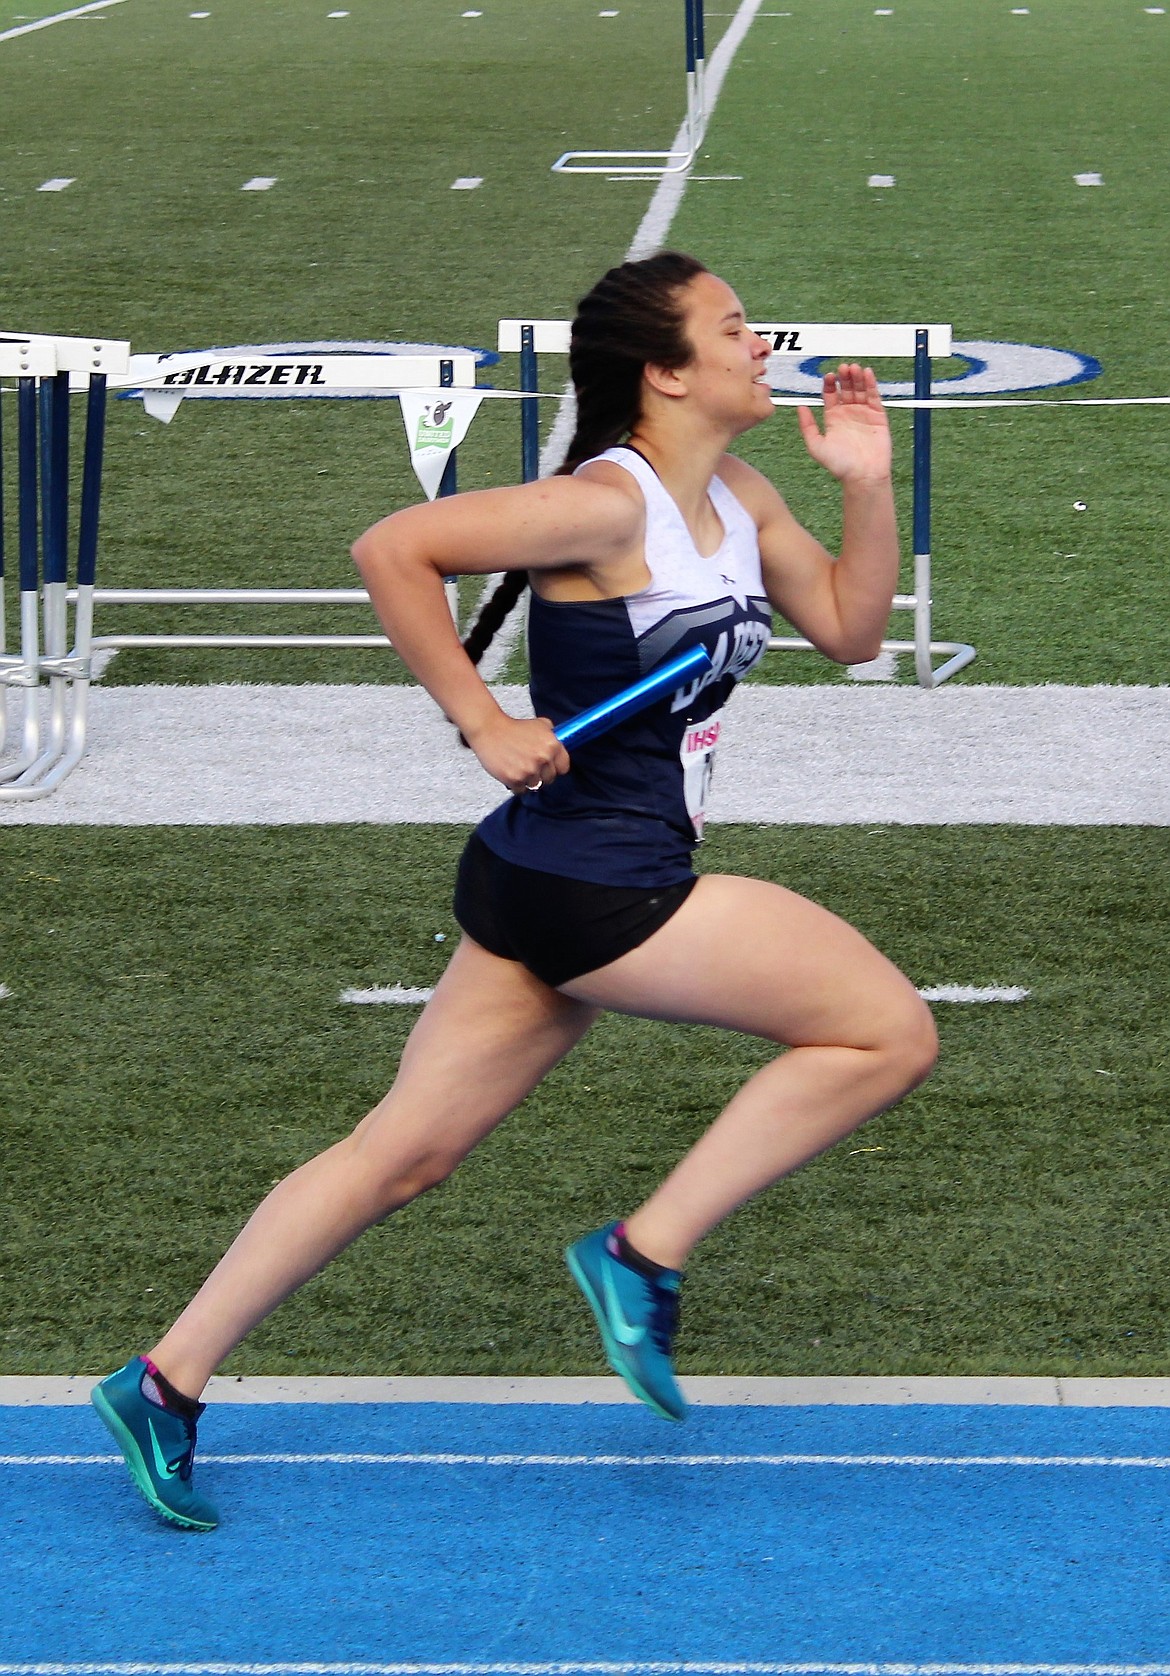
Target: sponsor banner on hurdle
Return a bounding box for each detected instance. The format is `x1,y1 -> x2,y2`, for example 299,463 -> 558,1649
112,339 -> 492,499
399,390 -> 485,501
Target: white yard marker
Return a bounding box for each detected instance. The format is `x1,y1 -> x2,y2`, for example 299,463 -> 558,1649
0,985 -> 10,1001
1145,7 -> 1166,13
462,8 -> 483,14
1075,172 -> 1103,186
341,986 -> 435,1005
328,10 -> 350,16
37,177 -> 75,191
189,10 -> 210,16
917,985 -> 1029,1004
451,176 -> 483,189
600,8 -> 620,14
0,0 -> 125,44
874,8 -> 893,13
868,173 -> 896,187
242,177 -> 278,190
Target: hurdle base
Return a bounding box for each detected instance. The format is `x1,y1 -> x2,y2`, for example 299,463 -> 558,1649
767,636 -> 977,689
552,148 -> 697,178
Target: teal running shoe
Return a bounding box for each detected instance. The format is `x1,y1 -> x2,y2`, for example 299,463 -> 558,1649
565,1221 -> 686,1422
91,1358 -> 218,1531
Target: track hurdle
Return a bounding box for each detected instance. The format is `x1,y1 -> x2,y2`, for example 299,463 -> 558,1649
552,0 -> 706,177
0,344 -> 481,799
0,332 -> 128,803
500,316 -> 976,688
73,349 -> 478,651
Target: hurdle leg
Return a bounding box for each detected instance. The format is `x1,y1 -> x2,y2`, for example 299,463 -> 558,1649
0,368 -> 7,757
14,372 -> 107,797
34,371 -> 72,774
0,378 -> 44,783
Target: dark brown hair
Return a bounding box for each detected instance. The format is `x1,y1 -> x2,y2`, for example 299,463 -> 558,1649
460,250 -> 708,671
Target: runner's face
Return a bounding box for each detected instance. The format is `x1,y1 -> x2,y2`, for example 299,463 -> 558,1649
672,272 -> 774,432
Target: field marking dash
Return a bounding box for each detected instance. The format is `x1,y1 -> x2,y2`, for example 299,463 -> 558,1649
37,178 -> 75,192
917,985 -> 1029,1003
1075,172 -> 1103,186
451,176 -> 484,190
242,177 -> 277,191
340,985 -> 434,1005
0,0 -> 124,43
339,985 -> 1026,1007
867,174 -> 895,187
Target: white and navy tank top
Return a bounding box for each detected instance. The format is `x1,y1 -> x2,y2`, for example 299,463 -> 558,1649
475,445 -> 773,888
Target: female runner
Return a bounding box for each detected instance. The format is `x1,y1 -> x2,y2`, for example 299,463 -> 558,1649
92,251 -> 937,1530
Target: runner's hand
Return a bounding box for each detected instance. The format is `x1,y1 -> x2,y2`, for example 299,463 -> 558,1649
464,713 -> 571,795
796,363 -> 892,486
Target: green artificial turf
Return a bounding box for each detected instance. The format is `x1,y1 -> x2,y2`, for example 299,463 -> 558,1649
2,823 -> 1167,1377
3,0 -> 1169,684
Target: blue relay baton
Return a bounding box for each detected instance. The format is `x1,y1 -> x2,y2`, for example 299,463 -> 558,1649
553,643 -> 713,748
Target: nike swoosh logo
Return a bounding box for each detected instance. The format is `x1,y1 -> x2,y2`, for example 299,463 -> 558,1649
148,1419 -> 181,1479
602,1265 -> 646,1347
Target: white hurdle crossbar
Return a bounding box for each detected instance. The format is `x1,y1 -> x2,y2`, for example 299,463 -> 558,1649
0,332 -> 129,803
552,0 -> 707,177
500,317 -> 976,688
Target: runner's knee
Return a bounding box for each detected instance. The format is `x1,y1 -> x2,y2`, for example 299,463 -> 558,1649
346,1131 -> 463,1217
883,993 -> 939,1091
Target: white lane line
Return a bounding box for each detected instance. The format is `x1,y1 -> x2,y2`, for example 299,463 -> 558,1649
867,174 -> 895,187
8,1451 -> 1170,1467
37,177 -> 75,191
1075,172 -> 1103,186
0,0 -> 124,42
339,985 -> 1028,1006
3,1667 -> 1170,1676
451,176 -> 484,190
241,177 -> 277,191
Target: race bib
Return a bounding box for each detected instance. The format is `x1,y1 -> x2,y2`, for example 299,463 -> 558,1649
679,709 -> 722,840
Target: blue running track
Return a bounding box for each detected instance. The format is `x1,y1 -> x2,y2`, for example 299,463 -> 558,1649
3,1401 -> 1170,1671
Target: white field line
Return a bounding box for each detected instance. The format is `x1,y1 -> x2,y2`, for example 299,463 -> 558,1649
475,0 -> 765,679
0,0 -> 125,43
339,986 -> 1028,1006
7,1451 -> 1170,1468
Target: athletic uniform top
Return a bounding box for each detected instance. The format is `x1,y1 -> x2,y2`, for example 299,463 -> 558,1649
475,444 -> 773,889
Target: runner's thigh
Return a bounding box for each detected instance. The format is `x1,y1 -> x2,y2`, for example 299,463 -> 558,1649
558,873 -> 929,1050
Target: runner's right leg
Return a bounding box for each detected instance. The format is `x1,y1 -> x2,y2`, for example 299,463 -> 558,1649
146,937 -> 598,1398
